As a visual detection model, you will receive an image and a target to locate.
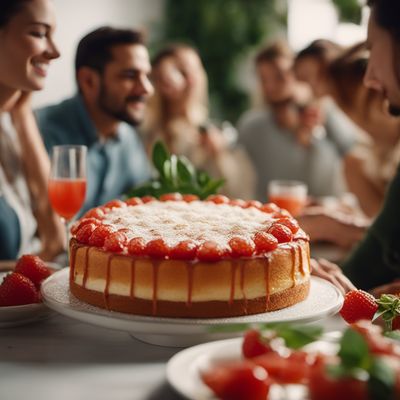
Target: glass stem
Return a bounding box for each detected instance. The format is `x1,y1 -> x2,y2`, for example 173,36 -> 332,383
65,219 -> 70,267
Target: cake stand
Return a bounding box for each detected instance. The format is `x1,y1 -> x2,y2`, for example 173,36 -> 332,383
41,268 -> 343,347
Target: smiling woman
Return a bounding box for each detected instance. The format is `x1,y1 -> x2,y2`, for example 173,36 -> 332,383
0,0 -> 64,260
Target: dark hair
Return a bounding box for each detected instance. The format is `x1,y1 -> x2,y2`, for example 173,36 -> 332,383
296,39 -> 342,66
368,0 -> 400,41
0,0 -> 31,28
75,26 -> 144,75
255,40 -> 293,65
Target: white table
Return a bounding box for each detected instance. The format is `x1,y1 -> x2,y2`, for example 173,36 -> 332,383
0,310 -> 346,400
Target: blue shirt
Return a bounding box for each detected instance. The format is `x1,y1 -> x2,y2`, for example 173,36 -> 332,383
36,95 -> 151,214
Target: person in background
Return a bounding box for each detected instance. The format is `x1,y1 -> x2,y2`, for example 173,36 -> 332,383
142,44 -> 255,200
0,0 -> 64,260
237,40 -> 358,203
296,40 -> 400,218
313,0 -> 400,294
36,27 -> 153,214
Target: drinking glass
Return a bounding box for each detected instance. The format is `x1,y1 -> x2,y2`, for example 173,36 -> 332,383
268,180 -> 308,216
48,145 -> 87,254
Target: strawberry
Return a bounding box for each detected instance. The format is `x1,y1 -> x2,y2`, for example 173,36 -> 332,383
242,329 -> 272,358
159,193 -> 183,201
0,272 -> 39,306
207,194 -> 229,204
103,199 -> 126,209
82,207 -> 106,220
340,290 -> 378,324
170,240 -> 198,260
128,237 -> 146,256
260,203 -> 280,214
229,199 -> 247,207
70,218 -> 100,235
76,223 -> 97,244
145,238 -> 170,258
182,194 -> 199,203
89,225 -> 114,247
14,254 -> 52,288
275,217 -> 300,234
141,196 -> 156,203
103,231 -> 128,252
197,241 -> 225,262
228,237 -> 255,258
244,200 -> 263,209
267,223 -> 293,243
253,232 -> 278,254
125,197 -> 143,206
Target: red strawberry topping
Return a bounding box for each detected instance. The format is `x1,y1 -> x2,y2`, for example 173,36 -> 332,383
170,240 -> 198,260
89,225 -> 114,247
267,223 -> 293,243
0,272 -> 39,306
103,199 -> 126,209
160,193 -> 183,201
275,217 -> 300,234
207,194 -> 229,204
182,194 -> 199,202
14,255 -> 51,288
253,232 -> 278,253
228,237 -> 255,258
103,231 -> 128,252
145,238 -> 170,258
125,197 -> 143,206
82,207 -> 106,220
340,290 -> 378,324
76,223 -> 97,244
128,237 -> 146,256
197,241 -> 226,262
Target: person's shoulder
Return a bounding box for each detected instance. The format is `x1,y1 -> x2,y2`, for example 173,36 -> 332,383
237,108 -> 273,138
35,95 -> 79,123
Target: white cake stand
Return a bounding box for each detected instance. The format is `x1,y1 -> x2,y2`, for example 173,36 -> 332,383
41,268 -> 343,347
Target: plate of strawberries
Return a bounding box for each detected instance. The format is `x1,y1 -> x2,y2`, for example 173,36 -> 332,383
0,255 -> 60,327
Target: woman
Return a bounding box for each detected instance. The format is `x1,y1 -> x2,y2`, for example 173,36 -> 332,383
143,44 -> 256,199
295,40 -> 400,217
0,0 -> 64,260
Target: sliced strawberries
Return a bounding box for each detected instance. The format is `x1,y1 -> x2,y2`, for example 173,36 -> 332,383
244,200 -> 262,209
267,223 -> 293,243
75,223 -> 97,244
159,193 -> 183,201
197,241 -> 226,262
128,237 -> 146,256
182,194 -> 199,203
103,199 -> 126,209
125,197 -> 143,206
340,290 -> 378,324
207,194 -> 229,204
145,238 -> 170,258
228,237 -> 255,258
15,254 -> 52,288
103,231 -> 128,253
242,329 -> 272,358
82,207 -> 106,220
170,240 -> 198,260
0,272 -> 39,306
88,225 -> 114,247
274,217 -> 300,234
253,232 -> 278,254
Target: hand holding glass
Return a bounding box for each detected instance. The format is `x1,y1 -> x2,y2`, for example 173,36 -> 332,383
268,180 -> 307,216
48,145 -> 87,250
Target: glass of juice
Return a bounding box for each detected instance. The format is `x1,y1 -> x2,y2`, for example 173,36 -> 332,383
48,145 -> 87,257
267,180 -> 307,216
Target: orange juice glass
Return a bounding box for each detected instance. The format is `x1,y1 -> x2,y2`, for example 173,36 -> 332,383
268,180 -> 307,216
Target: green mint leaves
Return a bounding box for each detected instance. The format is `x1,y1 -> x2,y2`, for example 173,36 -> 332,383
127,141 -> 225,199
327,328 -> 395,399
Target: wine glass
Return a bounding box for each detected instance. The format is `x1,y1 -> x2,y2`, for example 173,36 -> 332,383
48,145 -> 87,257
268,180 -> 308,216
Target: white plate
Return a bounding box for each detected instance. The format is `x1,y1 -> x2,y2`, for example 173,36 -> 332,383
0,262 -> 61,328
41,269 -> 343,347
167,337 -> 338,400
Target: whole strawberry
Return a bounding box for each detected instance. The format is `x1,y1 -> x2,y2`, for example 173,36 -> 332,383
340,289 -> 378,324
15,254 -> 51,288
0,272 -> 39,306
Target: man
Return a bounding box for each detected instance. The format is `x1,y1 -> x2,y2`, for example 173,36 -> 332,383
36,27 -> 153,213
314,0 -> 400,294
237,40 -> 357,202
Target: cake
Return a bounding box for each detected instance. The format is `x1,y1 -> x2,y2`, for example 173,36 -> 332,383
69,194 -> 310,318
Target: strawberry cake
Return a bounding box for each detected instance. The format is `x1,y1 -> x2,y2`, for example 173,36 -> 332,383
69,194 -> 310,318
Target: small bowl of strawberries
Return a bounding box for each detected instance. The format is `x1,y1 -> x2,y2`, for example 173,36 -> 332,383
0,254 -> 59,327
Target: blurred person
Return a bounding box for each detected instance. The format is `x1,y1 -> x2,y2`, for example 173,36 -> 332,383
142,44 -> 255,199
0,0 -> 64,260
237,40 -> 357,203
36,27 -> 153,214
312,0 -> 400,293
296,40 -> 400,217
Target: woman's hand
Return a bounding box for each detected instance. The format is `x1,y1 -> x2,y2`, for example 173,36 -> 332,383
310,258 -> 356,295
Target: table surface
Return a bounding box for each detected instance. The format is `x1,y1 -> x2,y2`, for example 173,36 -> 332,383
0,310 -> 346,400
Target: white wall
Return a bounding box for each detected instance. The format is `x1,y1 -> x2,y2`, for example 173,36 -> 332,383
33,0 -> 164,108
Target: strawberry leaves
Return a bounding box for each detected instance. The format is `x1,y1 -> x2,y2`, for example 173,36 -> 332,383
127,141 -> 225,199
374,294 -> 400,331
